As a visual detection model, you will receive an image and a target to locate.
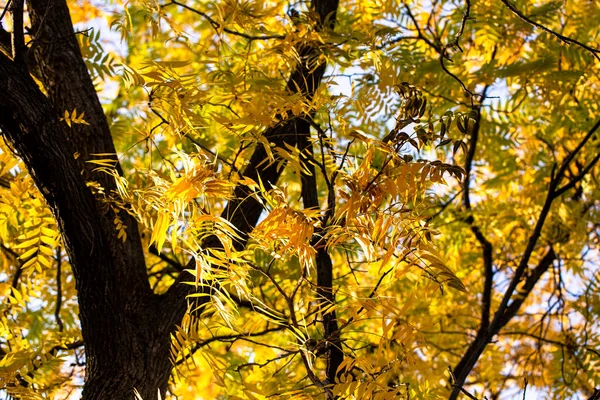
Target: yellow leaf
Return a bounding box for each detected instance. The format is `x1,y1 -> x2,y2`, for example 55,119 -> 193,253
150,213 -> 170,252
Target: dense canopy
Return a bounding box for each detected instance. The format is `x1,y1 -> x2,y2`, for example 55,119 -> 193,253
0,0 -> 599,399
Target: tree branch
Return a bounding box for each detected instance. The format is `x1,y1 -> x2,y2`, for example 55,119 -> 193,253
500,0 -> 600,61
8,0 -> 25,66
298,116 -> 343,388
462,86 -> 494,329
554,119 -> 600,185
449,119 -> 600,399
149,244 -> 184,272
163,0 -> 285,41
0,25 -> 41,78
492,119 -> 600,327
0,242 -> 23,289
450,176 -> 556,399
439,0 -> 475,96
553,152 -> 600,199
0,0 -> 13,23
496,247 -> 556,329
175,326 -> 286,366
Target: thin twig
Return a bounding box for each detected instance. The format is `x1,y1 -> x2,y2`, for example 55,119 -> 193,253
440,0 -> 474,95
0,0 -> 13,23
553,152 -> 600,198
176,326 -> 285,366
500,0 -> 600,61
425,190 -> 462,222
449,120 -> 600,399
554,119 -> 600,184
163,0 -> 285,41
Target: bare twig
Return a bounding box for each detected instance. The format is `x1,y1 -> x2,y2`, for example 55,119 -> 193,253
497,247 -> 556,329
425,190 -> 462,222
554,119 -> 600,184
16,340 -> 84,388
501,331 -> 600,359
492,120 -> 599,318
554,152 -> 600,199
500,0 -> 600,61
440,0 -> 475,96
163,0 -> 285,41
401,1 -> 476,96
0,0 -> 13,23
147,101 -> 236,171
176,326 -> 286,366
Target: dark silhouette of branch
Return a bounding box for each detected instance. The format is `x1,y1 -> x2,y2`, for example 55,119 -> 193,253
160,0 -> 341,323
449,118 -> 600,399
9,0 -> 26,66
462,85 -> 493,328
492,119 -> 600,324
447,366 -> 478,399
401,1 -> 476,96
402,3 -> 443,53
377,35 -> 422,50
554,119 -> 600,186
554,152 -> 600,198
500,0 -> 600,61
148,244 -> 184,272
0,175 -> 11,188
298,113 -> 343,389
15,340 -> 85,388
502,330 -> 600,358
496,247 -> 556,329
175,326 -> 287,366
425,190 -> 462,222
163,0 -> 285,41
0,0 -> 13,22
440,0 -> 475,96
0,242 -> 23,289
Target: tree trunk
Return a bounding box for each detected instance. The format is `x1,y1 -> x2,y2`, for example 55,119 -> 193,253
81,323 -> 172,399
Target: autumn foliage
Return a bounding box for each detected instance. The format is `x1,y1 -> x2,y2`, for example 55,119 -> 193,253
0,0 -> 599,399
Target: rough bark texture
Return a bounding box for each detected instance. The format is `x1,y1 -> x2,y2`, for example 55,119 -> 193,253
0,0 -> 340,398
0,42 -> 170,400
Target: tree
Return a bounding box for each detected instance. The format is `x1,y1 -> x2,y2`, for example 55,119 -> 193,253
0,0 -> 599,398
